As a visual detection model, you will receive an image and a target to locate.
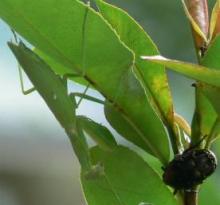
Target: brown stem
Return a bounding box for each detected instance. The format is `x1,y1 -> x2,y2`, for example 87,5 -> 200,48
181,2 -> 209,205
184,190 -> 198,205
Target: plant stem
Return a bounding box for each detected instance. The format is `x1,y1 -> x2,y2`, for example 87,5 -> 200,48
184,190 -> 198,205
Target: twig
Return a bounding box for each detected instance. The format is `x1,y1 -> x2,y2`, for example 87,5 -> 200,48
184,188 -> 199,205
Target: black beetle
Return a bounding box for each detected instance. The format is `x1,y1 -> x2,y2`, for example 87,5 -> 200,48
162,148 -> 217,192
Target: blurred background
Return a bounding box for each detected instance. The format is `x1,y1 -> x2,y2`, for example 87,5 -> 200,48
0,0 -> 219,204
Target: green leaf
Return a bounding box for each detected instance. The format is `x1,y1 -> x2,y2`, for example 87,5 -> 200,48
104,103 -> 158,156
103,69 -> 170,164
196,35 -> 220,145
191,36 -> 220,145
200,175 -> 220,205
138,149 -> 164,176
209,0 -> 220,41
34,48 -> 89,86
191,86 -> 217,145
142,41 -> 220,146
142,55 -> 220,87
0,0 -> 170,164
77,115 -> 117,151
198,84 -> 220,143
81,146 -> 177,205
202,35 -> 220,69
96,0 -> 173,124
142,37 -> 220,145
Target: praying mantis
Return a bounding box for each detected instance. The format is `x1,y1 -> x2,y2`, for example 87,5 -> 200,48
8,0 -> 118,178
8,39 -> 117,178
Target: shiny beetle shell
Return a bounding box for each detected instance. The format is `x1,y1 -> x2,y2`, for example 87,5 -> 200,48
162,149 -> 217,190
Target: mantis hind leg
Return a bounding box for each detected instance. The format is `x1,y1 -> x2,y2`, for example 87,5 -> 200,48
70,92 -> 105,106
70,84 -> 105,109
63,73 -> 105,108
75,83 -> 90,108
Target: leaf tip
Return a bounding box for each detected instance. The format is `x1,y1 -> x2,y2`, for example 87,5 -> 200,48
141,55 -> 166,61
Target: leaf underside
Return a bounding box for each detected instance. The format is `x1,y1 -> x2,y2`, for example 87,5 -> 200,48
81,146 -> 177,205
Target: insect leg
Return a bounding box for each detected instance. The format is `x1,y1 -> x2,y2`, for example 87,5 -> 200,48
64,73 -> 104,108
18,65 -> 36,95
70,83 -> 103,109
70,92 -> 105,105
75,83 -> 90,108
10,29 -> 36,95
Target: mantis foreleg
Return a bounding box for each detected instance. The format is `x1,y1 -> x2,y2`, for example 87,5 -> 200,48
11,29 -> 36,95
18,64 -> 36,95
